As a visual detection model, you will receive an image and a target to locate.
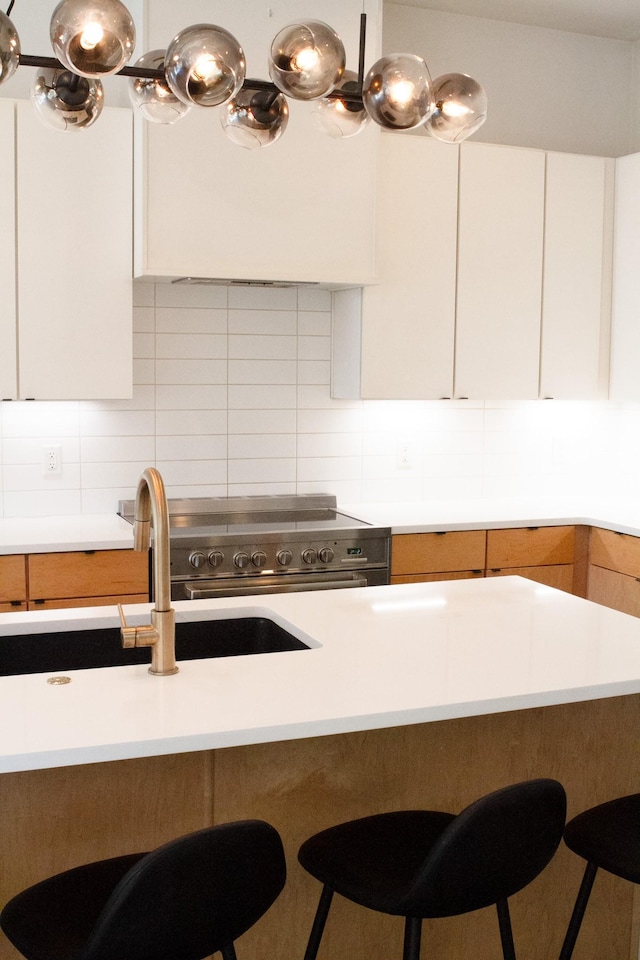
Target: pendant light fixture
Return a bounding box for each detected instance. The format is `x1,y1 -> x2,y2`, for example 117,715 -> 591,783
0,2 -> 487,146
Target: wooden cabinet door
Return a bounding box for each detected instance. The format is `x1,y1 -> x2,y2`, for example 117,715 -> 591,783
486,564 -> 575,592
0,100 -> 16,400
391,570 -> 484,585
0,555 -> 27,603
610,152 -> 640,401
587,564 -> 640,618
358,135 -> 458,399
391,531 -> 486,577
589,527 -> 640,578
455,142 -> 545,400
16,102 -> 132,399
139,0 -> 380,285
540,152 -> 613,400
486,526 -> 575,569
28,551 -> 148,602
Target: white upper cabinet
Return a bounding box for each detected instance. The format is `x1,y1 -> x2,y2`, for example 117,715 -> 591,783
359,134 -> 458,399
0,101 -> 16,400
454,142 -> 545,400
610,153 -> 640,402
0,102 -> 133,401
136,0 -> 381,286
540,152 -> 613,400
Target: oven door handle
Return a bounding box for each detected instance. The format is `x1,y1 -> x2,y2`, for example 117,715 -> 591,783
182,573 -> 369,599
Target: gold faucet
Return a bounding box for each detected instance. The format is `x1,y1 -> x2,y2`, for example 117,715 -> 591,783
118,467 -> 179,676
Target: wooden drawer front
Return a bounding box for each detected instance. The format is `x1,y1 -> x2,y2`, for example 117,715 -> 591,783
0,555 -> 27,602
486,526 -> 575,569
486,564 -> 575,593
0,601 -> 27,612
391,531 -> 486,577
588,565 -> 640,618
28,550 -> 148,601
391,570 -> 484,585
28,593 -> 149,611
589,527 -> 640,579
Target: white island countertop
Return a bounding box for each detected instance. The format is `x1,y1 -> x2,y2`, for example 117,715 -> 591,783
1,576 -> 640,774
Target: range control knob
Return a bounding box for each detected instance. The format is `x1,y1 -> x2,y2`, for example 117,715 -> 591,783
234,552 -> 250,569
276,549 -> 293,567
318,547 -> 335,563
251,551 -> 267,568
302,548 -> 317,565
208,550 -> 224,568
189,551 -> 207,569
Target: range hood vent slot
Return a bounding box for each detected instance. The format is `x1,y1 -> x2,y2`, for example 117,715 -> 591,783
172,277 -> 319,288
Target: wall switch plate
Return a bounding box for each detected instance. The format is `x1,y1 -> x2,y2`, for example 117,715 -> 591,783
43,444 -> 62,475
396,439 -> 416,469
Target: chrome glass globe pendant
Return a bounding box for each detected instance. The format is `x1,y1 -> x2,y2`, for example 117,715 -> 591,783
0,3 -> 486,145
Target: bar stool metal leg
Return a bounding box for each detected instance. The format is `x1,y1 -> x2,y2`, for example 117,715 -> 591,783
303,884 -> 334,960
403,916 -> 422,960
559,861 -> 599,960
496,899 -> 516,960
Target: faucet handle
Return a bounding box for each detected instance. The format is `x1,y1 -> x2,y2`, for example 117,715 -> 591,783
117,603 -> 138,648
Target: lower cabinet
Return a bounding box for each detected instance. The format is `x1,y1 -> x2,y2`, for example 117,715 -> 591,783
0,555 -> 27,612
26,550 -> 149,610
391,525 -> 585,595
391,531 -> 486,584
587,527 -> 640,616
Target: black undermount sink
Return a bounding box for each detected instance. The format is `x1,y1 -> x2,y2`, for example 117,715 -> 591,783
0,617 -> 311,677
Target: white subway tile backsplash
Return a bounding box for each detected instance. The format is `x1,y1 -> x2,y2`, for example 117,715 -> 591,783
156,435 -> 227,460
228,385 -> 296,410
0,277 -> 635,517
155,359 -> 227,385
228,409 -> 296,434
156,410 -> 227,436
156,334 -> 227,360
229,335 -> 297,360
228,360 -> 297,385
156,385 -> 227,410
229,310 -> 296,336
156,307 -> 227,335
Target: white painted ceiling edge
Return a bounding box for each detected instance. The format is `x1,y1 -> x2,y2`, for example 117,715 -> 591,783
387,0 -> 640,42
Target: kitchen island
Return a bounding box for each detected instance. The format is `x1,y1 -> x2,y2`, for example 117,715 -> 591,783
0,578 -> 639,960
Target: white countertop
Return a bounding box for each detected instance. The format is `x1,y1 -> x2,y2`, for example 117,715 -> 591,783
2,496 -> 640,554
1,576 -> 640,774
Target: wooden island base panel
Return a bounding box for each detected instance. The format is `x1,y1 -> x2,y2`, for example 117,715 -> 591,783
1,695 -> 638,960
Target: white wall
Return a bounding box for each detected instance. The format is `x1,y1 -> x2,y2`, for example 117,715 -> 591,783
384,4 -> 637,156
0,280 -> 636,517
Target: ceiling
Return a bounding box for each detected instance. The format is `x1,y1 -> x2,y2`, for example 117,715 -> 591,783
386,0 -> 640,41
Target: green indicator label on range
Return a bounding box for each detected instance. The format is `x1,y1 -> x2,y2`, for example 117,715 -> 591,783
347,547 -> 363,555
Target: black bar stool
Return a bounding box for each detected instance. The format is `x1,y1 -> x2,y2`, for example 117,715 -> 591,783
559,792 -> 640,960
298,778 -> 566,960
0,819 -> 286,960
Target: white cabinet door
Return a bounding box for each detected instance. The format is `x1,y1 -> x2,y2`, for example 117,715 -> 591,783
610,153 -> 640,402
0,100 -> 16,400
455,142 -> 545,400
137,0 -> 380,285
16,103 -> 132,399
359,134 -> 458,399
540,152 -> 613,400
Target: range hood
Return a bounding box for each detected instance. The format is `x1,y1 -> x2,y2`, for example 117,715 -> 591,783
172,277 -> 320,289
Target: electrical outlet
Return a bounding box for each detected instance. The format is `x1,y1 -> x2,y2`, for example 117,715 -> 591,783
43,445 -> 62,476
396,440 -> 415,469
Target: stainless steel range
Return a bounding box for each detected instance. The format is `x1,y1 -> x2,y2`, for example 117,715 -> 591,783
118,494 -> 390,600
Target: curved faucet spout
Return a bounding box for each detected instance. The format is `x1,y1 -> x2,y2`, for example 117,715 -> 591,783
119,467 -> 178,676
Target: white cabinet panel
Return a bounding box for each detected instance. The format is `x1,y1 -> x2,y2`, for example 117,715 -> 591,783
359,135 -> 458,399
610,153 -> 640,402
455,142 -> 545,400
540,152 -> 613,400
16,103 -> 132,399
0,100 -> 16,400
137,0 -> 381,285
